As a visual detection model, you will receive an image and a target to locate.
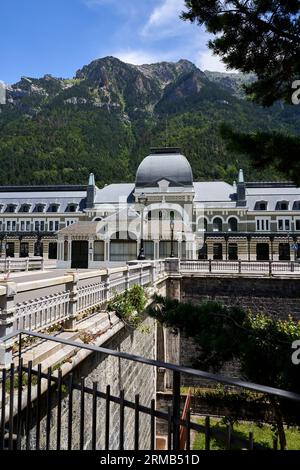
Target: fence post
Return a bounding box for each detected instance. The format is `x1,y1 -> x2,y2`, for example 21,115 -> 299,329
125,267 -> 130,291
104,270 -> 111,302
172,370 -> 181,451
0,282 -> 17,367
64,273 -> 79,331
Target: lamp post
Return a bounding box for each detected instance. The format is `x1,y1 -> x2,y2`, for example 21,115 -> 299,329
170,218 -> 175,258
138,193 -> 147,260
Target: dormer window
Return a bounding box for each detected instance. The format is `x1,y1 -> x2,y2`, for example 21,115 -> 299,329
293,201 -> 300,210
19,204 -> 31,213
66,203 -> 77,213
255,201 -> 268,211
35,204 -> 45,213
276,201 -> 289,211
48,204 -> 60,213
6,204 -> 17,213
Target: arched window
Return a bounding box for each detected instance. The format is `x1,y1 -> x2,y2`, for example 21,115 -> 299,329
198,218 -> 207,231
228,217 -> 238,232
213,217 -> 222,232
170,211 -> 175,221
148,211 -> 152,220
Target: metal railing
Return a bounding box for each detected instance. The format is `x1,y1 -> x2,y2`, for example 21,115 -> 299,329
0,261 -> 168,364
0,329 -> 300,450
179,260 -> 300,275
0,257 -> 44,273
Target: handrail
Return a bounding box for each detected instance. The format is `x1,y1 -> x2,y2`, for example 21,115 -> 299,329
1,329 -> 300,402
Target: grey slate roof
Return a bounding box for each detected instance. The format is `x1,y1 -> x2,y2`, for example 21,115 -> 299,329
193,182 -> 235,202
94,184 -> 135,204
135,151 -> 193,188
246,186 -> 300,211
0,190 -> 87,213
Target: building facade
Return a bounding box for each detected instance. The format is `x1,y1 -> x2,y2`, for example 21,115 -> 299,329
1,148 -> 300,267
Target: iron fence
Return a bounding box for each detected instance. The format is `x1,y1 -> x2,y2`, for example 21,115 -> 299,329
0,329 -> 300,450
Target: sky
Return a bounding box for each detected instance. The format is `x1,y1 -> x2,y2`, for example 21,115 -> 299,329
0,0 -> 229,84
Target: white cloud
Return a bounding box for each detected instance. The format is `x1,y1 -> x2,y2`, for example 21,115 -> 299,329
197,50 -> 231,73
141,0 -> 186,39
113,49 -> 170,65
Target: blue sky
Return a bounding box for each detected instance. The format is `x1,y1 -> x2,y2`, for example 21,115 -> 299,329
0,0 -> 228,84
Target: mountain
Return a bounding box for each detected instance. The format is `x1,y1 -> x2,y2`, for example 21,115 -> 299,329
0,56 -> 299,187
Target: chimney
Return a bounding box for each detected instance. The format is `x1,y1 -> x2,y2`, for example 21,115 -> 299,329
87,173 -> 96,208
236,169 -> 246,207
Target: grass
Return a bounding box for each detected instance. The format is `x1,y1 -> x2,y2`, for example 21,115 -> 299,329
193,417 -> 300,450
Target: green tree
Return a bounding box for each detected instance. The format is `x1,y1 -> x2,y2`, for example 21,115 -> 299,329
182,0 -> 300,183
150,296 -> 300,449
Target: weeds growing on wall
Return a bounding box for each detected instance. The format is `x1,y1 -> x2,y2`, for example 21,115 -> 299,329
107,284 -> 148,329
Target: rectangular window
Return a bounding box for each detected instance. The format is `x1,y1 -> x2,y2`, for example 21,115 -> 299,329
49,221 -> 54,231
6,221 -> 11,232
256,218 -> 270,231
55,221 -> 59,231
296,220 -> 300,231
278,219 -> 290,231
20,221 -> 25,231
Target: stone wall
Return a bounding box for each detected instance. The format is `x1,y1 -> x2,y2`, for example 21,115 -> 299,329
180,276 -> 300,320
20,315 -> 156,450
161,275 -> 300,388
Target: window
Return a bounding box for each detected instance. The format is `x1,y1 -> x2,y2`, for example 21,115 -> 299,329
198,218 -> 207,232
296,220 -> 300,231
228,243 -> 238,260
213,243 -> 223,260
256,218 -> 270,231
228,217 -> 238,232
6,205 -> 16,213
67,204 -> 77,213
19,204 -> 30,213
49,204 -> 59,213
148,211 -> 152,221
255,201 -> 268,211
170,211 -> 175,221
279,243 -> 290,261
35,204 -> 45,213
276,201 -> 289,211
66,219 -> 77,227
278,219 -> 290,231
212,218 -> 222,232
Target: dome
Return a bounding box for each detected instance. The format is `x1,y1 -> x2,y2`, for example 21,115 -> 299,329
135,148 -> 193,188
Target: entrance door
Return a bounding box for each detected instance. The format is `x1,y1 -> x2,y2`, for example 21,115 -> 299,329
20,242 -> 29,258
71,241 -> 88,269
48,242 -> 58,260
213,243 -> 223,260
6,242 -> 14,257
256,243 -> 270,261
279,243 -> 290,261
228,243 -> 238,260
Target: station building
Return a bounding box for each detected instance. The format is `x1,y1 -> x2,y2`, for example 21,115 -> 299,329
1,147 -> 300,268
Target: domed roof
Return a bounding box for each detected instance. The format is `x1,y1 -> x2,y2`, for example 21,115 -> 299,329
135,148 -> 193,188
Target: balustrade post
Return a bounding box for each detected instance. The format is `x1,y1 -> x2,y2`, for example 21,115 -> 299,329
64,273 -> 79,331
209,259 -> 212,273
0,282 -> 17,367
104,270 -> 111,302
26,258 -> 29,271
238,259 -> 242,274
